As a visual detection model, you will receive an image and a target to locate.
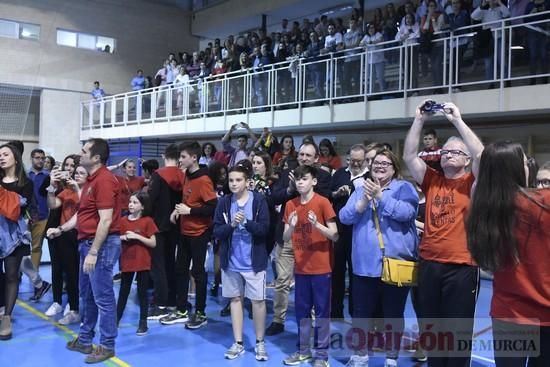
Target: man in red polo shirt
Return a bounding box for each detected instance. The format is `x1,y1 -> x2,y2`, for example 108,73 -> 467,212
65,138 -> 121,364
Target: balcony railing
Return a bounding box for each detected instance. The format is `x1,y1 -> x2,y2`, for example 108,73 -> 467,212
81,11 -> 550,132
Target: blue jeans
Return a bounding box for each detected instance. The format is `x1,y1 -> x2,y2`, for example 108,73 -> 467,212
78,234 -> 121,350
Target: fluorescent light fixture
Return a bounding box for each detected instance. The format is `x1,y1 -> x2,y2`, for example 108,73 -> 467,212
511,45 -> 524,50
320,3 -> 353,15
21,30 -> 31,37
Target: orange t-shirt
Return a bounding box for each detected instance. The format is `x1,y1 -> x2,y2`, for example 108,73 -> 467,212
420,167 -> 475,265
491,190 -> 550,326
283,193 -> 336,275
180,173 -> 217,237
57,188 -> 79,225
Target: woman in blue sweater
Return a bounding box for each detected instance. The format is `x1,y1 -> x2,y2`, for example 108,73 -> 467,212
339,149 -> 419,367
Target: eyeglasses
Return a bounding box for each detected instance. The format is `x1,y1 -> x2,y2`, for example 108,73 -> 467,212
440,149 -> 468,157
372,160 -> 393,167
537,179 -> 550,188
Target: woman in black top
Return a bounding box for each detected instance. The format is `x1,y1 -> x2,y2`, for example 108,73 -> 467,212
0,143 -> 33,340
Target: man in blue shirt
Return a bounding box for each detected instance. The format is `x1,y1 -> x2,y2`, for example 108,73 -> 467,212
130,70 -> 145,113
91,81 -> 105,122
27,149 -> 49,268
130,69 -> 145,91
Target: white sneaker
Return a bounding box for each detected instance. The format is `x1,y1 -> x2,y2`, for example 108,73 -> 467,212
45,302 -> 63,317
63,304 -> 70,317
346,354 -> 369,367
58,311 -> 80,325
384,358 -> 398,367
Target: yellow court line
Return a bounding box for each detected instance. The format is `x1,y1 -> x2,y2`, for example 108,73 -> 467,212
16,300 -> 131,367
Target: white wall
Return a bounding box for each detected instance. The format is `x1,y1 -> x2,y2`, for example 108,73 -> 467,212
0,0 -> 198,95
0,0 -> 199,156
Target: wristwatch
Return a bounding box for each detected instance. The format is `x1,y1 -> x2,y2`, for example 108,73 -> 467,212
46,185 -> 57,193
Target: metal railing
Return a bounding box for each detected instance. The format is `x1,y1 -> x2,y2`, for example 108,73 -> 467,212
81,11 -> 550,131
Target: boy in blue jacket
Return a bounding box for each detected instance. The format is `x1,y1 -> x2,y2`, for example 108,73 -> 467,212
213,164 -> 270,362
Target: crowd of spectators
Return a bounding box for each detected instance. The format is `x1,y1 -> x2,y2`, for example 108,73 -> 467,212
90,0 -> 549,109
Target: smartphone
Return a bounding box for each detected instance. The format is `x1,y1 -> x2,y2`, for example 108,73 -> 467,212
59,171 -> 70,180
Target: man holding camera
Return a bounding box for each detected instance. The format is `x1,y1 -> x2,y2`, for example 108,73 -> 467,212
221,122 -> 257,168
403,101 -> 484,367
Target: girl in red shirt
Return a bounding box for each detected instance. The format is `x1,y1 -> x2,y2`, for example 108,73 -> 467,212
116,192 -> 158,336
468,142 -> 550,367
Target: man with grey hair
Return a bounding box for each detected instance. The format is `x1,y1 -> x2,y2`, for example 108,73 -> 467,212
403,101 -> 484,367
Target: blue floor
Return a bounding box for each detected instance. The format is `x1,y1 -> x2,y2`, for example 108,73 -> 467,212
0,267 -> 496,367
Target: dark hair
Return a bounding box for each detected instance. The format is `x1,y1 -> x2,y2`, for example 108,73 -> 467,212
280,135 -> 295,152
252,150 -> 272,177
179,141 -> 201,161
31,148 -> 45,158
373,149 -> 402,179
87,138 -> 110,164
0,143 -> 28,187
45,155 -> 56,168
142,159 -> 159,175
130,191 -> 152,217
164,143 -> 180,161
466,142 -> 526,272
293,164 -> 318,180
302,134 -> 315,145
424,128 -> 437,138
7,140 -> 24,155
231,159 -> 253,179
527,156 -> 538,188
62,154 -> 81,179
208,160 -> 228,189
237,134 -> 249,142
319,138 -> 337,157
201,142 -> 217,158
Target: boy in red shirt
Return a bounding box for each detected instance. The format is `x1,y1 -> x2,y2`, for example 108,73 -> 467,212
282,165 -> 338,367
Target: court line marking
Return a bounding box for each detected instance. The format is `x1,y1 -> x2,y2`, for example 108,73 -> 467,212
17,300 -> 131,367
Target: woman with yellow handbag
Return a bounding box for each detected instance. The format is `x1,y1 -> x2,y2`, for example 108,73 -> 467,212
339,148 -> 419,367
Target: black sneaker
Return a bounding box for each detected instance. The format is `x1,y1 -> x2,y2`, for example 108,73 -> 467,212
29,281 -> 52,302
113,273 -> 122,282
147,306 -> 170,320
185,311 -> 207,330
159,310 -> 189,325
210,283 -> 219,297
136,320 -> 148,336
220,302 -> 231,317
84,345 -> 115,364
66,337 -> 93,354
265,321 -> 284,336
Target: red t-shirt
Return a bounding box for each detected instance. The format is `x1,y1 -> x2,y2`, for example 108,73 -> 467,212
420,167 -> 475,265
319,155 -> 342,170
180,173 -> 217,237
283,193 -> 336,275
57,188 -> 79,225
120,216 -> 158,272
77,166 -> 121,240
116,175 -> 146,211
491,190 -> 550,326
